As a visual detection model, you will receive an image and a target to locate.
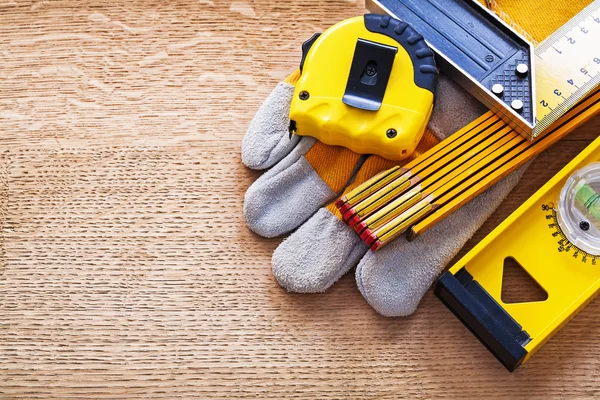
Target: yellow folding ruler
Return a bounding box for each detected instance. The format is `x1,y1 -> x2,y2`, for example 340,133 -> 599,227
436,135 -> 600,371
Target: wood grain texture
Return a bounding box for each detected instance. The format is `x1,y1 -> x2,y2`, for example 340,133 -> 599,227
0,1 -> 599,399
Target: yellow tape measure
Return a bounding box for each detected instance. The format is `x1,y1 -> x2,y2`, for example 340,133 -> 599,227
534,0 -> 600,137
289,14 -> 438,161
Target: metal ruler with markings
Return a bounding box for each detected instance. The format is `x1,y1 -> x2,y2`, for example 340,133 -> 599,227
367,0 -> 600,140
534,1 -> 600,136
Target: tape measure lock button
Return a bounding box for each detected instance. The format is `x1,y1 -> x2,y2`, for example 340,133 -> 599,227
557,162 -> 600,256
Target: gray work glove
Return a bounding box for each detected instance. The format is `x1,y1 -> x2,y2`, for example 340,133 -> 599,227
242,70 -> 526,316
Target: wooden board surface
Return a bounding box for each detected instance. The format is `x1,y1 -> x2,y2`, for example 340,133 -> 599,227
1,1 -> 600,399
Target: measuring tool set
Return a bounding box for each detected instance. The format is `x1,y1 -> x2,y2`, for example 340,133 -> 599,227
287,0 -> 600,370
333,0 -> 600,253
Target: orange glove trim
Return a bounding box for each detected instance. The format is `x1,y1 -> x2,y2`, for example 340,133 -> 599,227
325,129 -> 440,219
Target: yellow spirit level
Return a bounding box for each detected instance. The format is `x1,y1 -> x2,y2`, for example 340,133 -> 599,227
436,135 -> 600,372
289,14 -> 438,161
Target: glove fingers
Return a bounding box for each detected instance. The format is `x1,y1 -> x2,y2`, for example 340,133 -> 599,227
355,164 -> 529,317
242,71 -> 301,170
269,73 -> 490,295
272,131 -> 444,291
271,152 -> 409,292
244,139 -> 362,238
272,208 -> 367,293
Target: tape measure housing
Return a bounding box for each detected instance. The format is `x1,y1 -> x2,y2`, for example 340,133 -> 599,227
289,14 -> 438,161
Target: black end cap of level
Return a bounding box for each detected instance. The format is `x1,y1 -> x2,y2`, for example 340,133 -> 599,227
434,269 -> 529,372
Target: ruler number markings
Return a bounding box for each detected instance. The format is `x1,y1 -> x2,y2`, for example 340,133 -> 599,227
536,4 -> 600,125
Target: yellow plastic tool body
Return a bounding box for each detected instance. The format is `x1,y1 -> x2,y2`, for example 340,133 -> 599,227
289,15 -> 437,161
446,135 -> 600,367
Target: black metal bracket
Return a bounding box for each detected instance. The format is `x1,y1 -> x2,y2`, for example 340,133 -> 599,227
342,39 -> 398,111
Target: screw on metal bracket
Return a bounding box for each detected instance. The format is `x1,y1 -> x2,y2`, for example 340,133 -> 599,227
516,63 -> 529,77
386,129 -> 397,138
299,91 -> 310,100
511,99 -> 524,112
492,83 -> 504,96
366,65 -> 377,76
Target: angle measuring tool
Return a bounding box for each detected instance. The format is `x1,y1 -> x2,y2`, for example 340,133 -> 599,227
335,0 -> 600,250
368,0 -> 600,139
436,136 -> 600,372
367,0 -> 536,138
